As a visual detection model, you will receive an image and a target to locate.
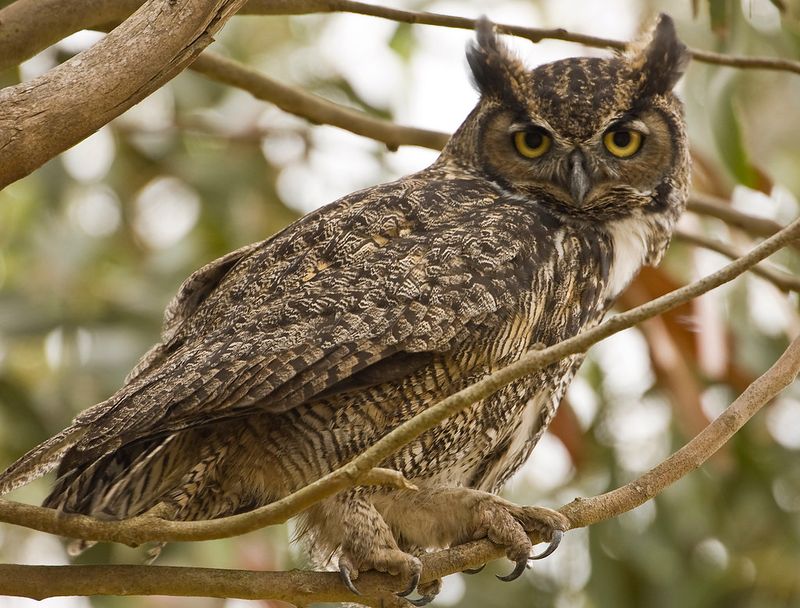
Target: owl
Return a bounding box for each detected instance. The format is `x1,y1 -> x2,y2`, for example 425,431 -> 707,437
0,14 -> 689,606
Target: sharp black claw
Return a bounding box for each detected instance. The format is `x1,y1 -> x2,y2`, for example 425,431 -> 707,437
463,565 -> 485,575
530,529 -> 563,561
339,565 -> 361,596
496,558 -> 528,582
408,594 -> 436,606
396,571 -> 420,598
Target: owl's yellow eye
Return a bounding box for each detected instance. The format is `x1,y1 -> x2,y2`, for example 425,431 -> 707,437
603,129 -> 643,158
513,130 -> 551,159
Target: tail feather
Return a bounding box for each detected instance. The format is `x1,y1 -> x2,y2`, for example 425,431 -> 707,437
0,425 -> 85,496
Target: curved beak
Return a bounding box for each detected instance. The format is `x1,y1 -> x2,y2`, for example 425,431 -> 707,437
568,150 -> 591,206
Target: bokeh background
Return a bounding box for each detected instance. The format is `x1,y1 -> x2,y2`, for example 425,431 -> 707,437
1,0 -> 800,607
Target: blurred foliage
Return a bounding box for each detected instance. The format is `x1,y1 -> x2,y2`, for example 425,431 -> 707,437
1,1 -> 800,608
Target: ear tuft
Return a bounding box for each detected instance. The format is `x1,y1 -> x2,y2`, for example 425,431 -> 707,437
466,16 -> 526,99
627,14 -> 690,97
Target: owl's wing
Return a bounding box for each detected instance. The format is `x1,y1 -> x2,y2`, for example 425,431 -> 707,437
64,179 -> 524,466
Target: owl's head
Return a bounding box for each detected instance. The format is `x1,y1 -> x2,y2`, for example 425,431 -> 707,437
445,15 -> 690,222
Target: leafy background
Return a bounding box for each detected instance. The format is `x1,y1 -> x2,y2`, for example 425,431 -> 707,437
1,0 -> 800,607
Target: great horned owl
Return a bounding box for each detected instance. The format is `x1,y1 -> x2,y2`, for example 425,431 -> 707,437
0,15 -> 690,606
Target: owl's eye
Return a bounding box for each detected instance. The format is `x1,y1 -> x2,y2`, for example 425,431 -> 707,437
603,129 -> 643,158
513,129 -> 551,159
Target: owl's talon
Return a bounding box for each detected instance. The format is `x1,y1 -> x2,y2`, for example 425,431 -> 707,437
496,557 -> 528,582
396,571 -> 420,598
531,529 -> 562,560
407,594 -> 437,607
463,565 -> 485,574
339,564 -> 361,596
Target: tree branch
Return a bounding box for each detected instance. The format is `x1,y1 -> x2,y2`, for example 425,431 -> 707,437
3,214 -> 800,547
191,52 -> 449,151
2,332 -> 798,604
687,193 -> 790,240
5,0 -> 797,75
674,228 -> 800,293
0,0 -> 249,189
561,331 -> 800,527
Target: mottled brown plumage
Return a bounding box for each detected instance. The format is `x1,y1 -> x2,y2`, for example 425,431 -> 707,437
0,15 -> 690,604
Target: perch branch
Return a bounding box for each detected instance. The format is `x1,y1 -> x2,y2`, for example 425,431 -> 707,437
2,214 -> 800,547
2,333 -> 799,603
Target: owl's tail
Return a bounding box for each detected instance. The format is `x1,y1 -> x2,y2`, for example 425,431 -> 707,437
42,429 -> 248,556
0,424 -> 86,496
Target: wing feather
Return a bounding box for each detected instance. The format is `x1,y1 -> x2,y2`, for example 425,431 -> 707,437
60,178 -> 527,468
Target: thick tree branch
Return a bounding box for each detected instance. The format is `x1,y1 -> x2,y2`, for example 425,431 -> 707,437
191,52 -> 449,150
2,333 -> 798,603
2,215 -> 800,548
0,0 -> 249,189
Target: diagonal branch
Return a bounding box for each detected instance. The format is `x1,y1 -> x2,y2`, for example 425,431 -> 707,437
190,52 -> 449,150
674,229 -> 800,292
2,332 -> 799,604
0,0 -> 249,189
2,214 -> 800,547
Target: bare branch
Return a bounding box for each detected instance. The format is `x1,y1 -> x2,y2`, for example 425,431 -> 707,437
191,52 -> 449,151
2,333 -> 799,603
0,467 -> 414,547
687,193 -> 790,240
561,332 -> 800,527
251,0 -> 800,73
2,215 -> 800,547
674,229 -> 800,293
2,0 -> 799,79
0,0 -> 249,189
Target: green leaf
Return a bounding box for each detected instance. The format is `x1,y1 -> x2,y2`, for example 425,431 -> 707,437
389,23 -> 415,61
709,0 -> 732,36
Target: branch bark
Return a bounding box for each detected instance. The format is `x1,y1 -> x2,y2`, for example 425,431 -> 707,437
0,0 -> 249,188
2,333 -> 798,604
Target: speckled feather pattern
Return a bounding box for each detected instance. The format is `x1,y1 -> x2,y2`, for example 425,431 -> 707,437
0,15 -> 690,585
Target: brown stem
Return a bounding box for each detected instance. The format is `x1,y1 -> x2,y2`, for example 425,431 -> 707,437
674,229 -> 800,293
191,52 -> 449,151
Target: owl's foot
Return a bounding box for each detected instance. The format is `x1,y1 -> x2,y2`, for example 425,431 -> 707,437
336,491 -> 422,598
338,547 -> 422,597
396,547 -> 441,606
403,577 -> 441,606
474,500 -> 569,582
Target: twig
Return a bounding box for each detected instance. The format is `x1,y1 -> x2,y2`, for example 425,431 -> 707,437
0,0 -> 250,189
244,0 -> 800,74
674,228 -> 800,292
191,52 -> 449,151
2,215 -> 800,546
687,193 -> 790,240
2,0 -> 799,76
2,333 -> 799,602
